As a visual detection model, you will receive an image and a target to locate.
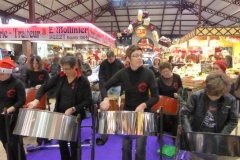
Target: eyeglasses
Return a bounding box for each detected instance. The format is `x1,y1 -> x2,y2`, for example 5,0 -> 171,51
131,54 -> 143,58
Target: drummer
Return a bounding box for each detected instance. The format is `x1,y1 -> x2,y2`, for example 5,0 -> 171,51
26,53 -> 92,160
181,73 -> 238,160
0,58 -> 26,160
100,45 -> 159,160
156,61 -> 182,142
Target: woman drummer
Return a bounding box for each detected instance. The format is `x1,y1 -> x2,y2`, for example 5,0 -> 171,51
26,53 -> 92,160
0,58 -> 26,160
100,45 -> 159,160
156,62 -> 182,141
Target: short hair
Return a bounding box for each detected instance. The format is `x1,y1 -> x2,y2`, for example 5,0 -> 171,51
159,62 -> 172,71
106,50 -> 115,58
126,45 -> 142,58
60,53 -> 77,68
28,55 -> 44,70
203,73 -> 232,96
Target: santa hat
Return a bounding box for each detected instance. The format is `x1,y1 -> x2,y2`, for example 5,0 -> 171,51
213,60 -> 227,73
0,58 -> 16,74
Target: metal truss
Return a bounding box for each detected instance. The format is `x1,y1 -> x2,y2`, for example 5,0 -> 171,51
125,0 -> 179,7
222,0 -> 240,6
5,0 -> 28,15
65,3 -> 110,23
185,1 -> 240,23
35,0 -> 90,22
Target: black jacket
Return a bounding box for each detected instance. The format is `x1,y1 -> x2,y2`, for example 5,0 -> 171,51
36,71 -> 92,119
181,90 -> 238,134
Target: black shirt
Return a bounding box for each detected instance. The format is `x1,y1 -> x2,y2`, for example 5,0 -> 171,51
98,58 -> 124,88
100,66 -> 159,111
25,69 -> 49,88
58,78 -> 77,112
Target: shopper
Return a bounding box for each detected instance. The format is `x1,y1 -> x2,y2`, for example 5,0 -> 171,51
149,56 -> 161,78
75,52 -> 92,76
100,45 -> 159,160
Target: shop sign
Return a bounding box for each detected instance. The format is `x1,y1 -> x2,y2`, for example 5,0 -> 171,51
0,23 -> 115,47
136,26 -> 146,37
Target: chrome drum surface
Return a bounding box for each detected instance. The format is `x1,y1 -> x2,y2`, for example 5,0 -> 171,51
13,109 -> 79,141
98,111 -> 156,136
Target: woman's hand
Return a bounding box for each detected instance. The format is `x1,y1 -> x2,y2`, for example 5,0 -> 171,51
135,103 -> 147,112
65,107 -> 75,115
35,85 -> 41,89
1,106 -> 15,114
174,93 -> 179,99
100,97 -> 110,111
26,99 -> 39,109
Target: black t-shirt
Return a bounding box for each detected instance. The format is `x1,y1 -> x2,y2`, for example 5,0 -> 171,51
25,69 -> 49,88
100,66 -> 159,111
157,73 -> 182,98
201,100 -> 218,133
58,78 -> 77,112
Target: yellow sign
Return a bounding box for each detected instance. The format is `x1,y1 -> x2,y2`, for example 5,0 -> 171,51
136,26 -> 146,37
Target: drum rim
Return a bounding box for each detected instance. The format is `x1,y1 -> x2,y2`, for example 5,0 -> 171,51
20,108 -> 76,118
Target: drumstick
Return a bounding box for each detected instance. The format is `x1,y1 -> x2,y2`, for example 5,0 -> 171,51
117,97 -> 121,108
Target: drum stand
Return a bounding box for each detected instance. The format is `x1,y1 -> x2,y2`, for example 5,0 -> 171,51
157,106 -> 164,160
4,108 -> 22,160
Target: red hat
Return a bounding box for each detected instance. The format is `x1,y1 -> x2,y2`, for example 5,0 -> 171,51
0,58 -> 16,74
213,60 -> 227,73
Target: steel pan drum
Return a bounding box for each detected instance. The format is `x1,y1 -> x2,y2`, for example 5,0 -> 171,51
179,131 -> 240,157
13,109 -> 79,142
151,95 -> 178,115
98,111 -> 156,136
23,88 -> 47,110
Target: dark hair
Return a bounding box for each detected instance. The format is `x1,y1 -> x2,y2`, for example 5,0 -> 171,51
203,73 -> 232,96
159,62 -> 172,71
60,53 -> 78,68
52,56 -> 60,64
28,55 -> 44,70
169,56 -> 174,63
75,52 -> 83,58
106,50 -> 115,58
126,45 -> 142,58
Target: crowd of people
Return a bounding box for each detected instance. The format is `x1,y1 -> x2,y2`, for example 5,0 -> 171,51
0,46 -> 239,160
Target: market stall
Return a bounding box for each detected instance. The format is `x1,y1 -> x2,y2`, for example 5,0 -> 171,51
0,23 -> 115,68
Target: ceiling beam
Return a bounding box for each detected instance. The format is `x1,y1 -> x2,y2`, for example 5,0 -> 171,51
66,3 -> 110,22
56,0 -> 90,22
222,0 -> 240,6
159,0 -> 166,36
35,0 -> 89,22
185,1 -> 240,23
5,0 -> 28,16
0,9 -> 28,22
125,0 -> 180,7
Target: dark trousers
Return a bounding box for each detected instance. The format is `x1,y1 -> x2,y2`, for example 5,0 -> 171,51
58,140 -> 78,160
0,115 -> 26,160
122,136 -> 147,160
161,114 -> 179,137
58,118 -> 82,160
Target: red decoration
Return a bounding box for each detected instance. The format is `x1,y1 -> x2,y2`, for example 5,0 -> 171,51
142,11 -> 149,19
147,24 -> 155,31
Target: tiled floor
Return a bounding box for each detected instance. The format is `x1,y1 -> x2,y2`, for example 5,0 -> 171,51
1,99 -> 240,160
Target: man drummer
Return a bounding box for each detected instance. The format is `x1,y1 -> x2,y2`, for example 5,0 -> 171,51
100,45 -> 159,160
26,53 -> 92,160
181,73 -> 238,160
0,58 -> 26,160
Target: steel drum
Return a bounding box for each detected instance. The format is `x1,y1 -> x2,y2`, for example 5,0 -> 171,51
13,109 -> 79,142
98,111 -> 156,136
23,88 -> 47,110
151,95 -> 179,115
179,131 -> 240,157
